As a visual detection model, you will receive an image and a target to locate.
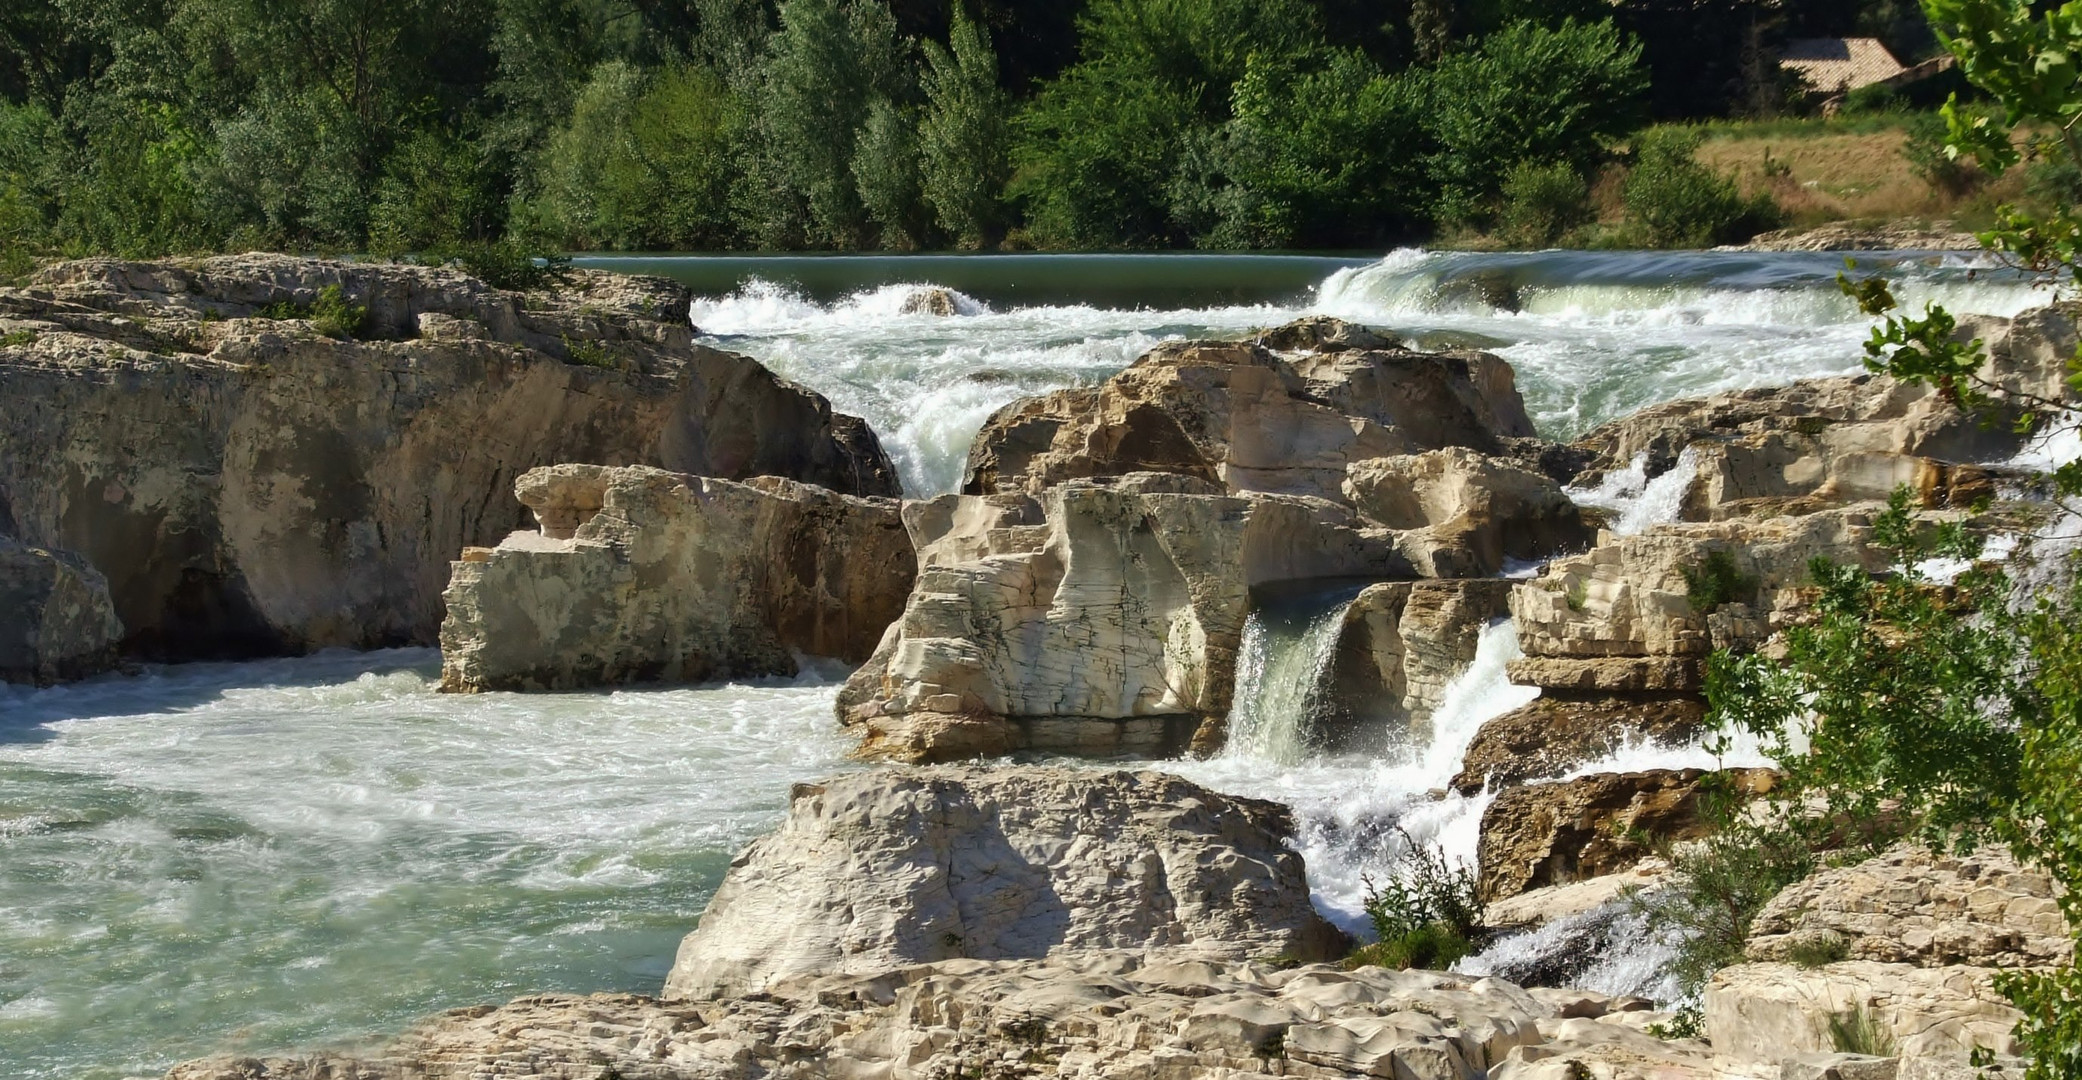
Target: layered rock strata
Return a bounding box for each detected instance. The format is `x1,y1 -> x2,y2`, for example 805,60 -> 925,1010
0,255 -> 896,665
837,473 -> 1411,762
439,464 -> 913,692
0,534 -> 124,684
664,767 -> 1346,999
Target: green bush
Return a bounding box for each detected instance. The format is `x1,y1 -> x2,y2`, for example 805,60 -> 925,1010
1497,160 -> 1592,248
1902,111 -> 1983,197
1423,18 -> 1647,221
1680,549 -> 1758,613
1828,1005 -> 1899,1056
1623,127 -> 1780,247
1351,827 -> 1481,971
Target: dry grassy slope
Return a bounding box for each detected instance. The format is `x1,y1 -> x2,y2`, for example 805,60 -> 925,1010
1693,125 -> 2027,229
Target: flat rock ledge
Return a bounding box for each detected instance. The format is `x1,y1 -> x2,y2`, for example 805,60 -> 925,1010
166,953 -> 1734,1080
664,767 -> 1347,999
439,464 -> 913,692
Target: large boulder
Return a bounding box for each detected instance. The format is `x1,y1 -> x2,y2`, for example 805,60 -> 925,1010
962,325 -> 1538,500
1705,961 -> 2026,1063
662,767 -> 1348,999
438,465 -> 913,692
1321,579 -> 1514,747
1477,768 -> 1779,901
0,255 -> 896,666
1452,694 -> 1708,796
1572,303 -> 2078,487
1345,448 -> 1593,577
1746,844 -> 2071,970
1510,508 -> 1887,662
837,473 -> 1409,762
0,534 -> 123,684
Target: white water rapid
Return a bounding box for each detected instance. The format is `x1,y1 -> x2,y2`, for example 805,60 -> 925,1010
5,248 -> 2054,1078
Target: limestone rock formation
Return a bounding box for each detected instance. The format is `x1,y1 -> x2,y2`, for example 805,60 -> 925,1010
0,534 -> 123,684
1573,302 -> 2077,485
1746,844 -> 2071,969
1320,579 -> 1512,746
962,325 -> 1537,500
1511,509 -> 1885,662
1477,768 -> 1779,901
1705,960 -> 2025,1063
838,473 -> 1410,762
168,952 -> 1740,1080
0,255 -> 897,665
1452,694 -> 1708,795
662,767 -> 1347,999
438,465 -> 913,692
1344,448 -> 1593,577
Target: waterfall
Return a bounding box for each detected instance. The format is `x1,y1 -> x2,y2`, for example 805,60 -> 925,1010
1567,446 -> 1700,536
1221,590 -> 1363,767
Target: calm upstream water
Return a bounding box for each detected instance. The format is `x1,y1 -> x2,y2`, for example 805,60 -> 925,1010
0,249 -> 2054,1078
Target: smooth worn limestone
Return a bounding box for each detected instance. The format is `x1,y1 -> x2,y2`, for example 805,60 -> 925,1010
962,321 -> 1540,501
0,254 -> 896,668
439,464 -> 914,692
835,473 -> 1412,762
168,952 -> 1742,1080
663,766 -> 1348,1000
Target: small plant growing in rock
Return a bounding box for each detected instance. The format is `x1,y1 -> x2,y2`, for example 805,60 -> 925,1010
1565,580 -> 1589,612
307,284 -> 367,339
0,328 -> 36,347
1645,1005 -> 1704,1041
1827,1004 -> 1898,1057
1681,549 -> 1756,613
1785,931 -> 1850,968
1350,827 -> 1482,971
561,335 -> 616,369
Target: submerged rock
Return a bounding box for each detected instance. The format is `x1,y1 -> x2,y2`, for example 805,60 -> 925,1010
0,255 -> 897,668
962,325 -> 1538,500
0,534 -> 123,684
438,464 -> 913,693
664,767 -> 1347,998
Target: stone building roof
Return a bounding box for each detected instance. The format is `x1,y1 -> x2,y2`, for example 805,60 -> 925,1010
1780,37 -> 1907,94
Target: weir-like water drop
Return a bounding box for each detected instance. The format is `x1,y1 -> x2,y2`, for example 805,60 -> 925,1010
1221,586 -> 1366,767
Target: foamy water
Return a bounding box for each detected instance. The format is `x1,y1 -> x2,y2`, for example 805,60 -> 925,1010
5,249 -> 2055,1075
691,249 -> 2051,495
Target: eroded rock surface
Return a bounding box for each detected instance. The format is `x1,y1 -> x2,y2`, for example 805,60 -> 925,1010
0,255 -> 897,665
1477,768 -> 1778,901
1320,579 -> 1513,747
1706,960 -> 2025,1063
1452,694 -> 1708,796
663,767 -> 1346,999
963,327 -> 1537,500
1345,448 -> 1592,577
1747,844 -> 2072,969
439,465 -> 913,692
837,474 -> 1409,762
168,953 -> 1737,1080
0,534 -> 123,684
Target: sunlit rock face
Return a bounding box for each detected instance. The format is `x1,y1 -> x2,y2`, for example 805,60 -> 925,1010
439,464 -> 914,693
0,254 -> 896,666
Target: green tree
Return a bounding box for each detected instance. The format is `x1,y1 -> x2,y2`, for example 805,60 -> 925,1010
1180,50 -> 1431,248
1422,18 -> 1647,222
1623,127 -> 1777,247
919,4 -> 1011,248
853,97 -> 930,248
1012,0 -> 1322,247
759,0 -> 914,248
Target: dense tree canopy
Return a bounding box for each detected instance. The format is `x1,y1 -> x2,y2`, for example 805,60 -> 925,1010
0,0 -> 1939,257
